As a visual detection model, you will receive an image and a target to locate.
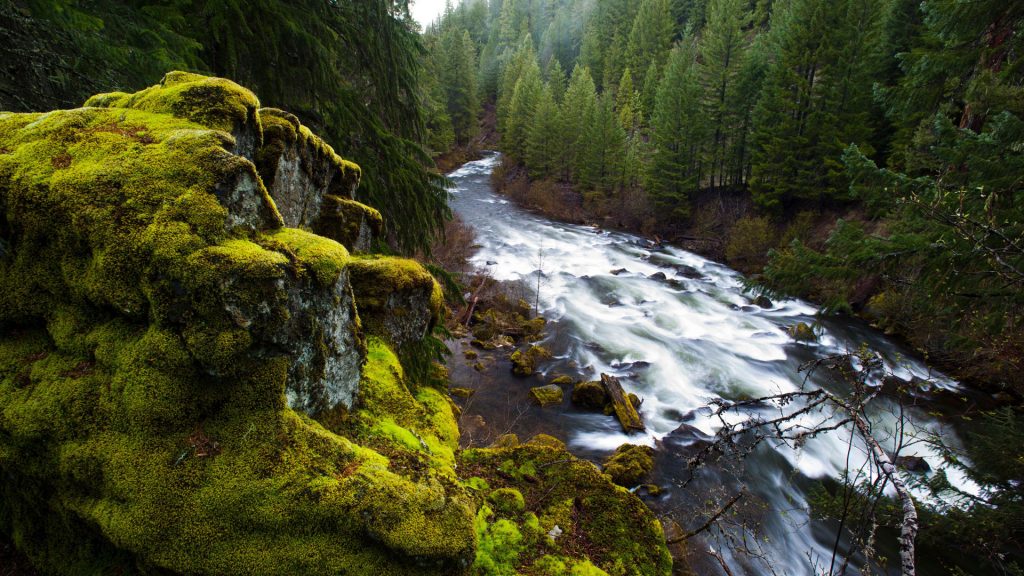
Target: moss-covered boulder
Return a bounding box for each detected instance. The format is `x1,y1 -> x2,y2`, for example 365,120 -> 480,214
603,444 -> 655,487
348,255 -> 444,349
788,321 -> 817,342
510,344 -> 551,377
255,108 -> 380,252
573,381 -> 609,410
460,436 -> 673,576
0,73 -> 473,575
529,384 -> 564,406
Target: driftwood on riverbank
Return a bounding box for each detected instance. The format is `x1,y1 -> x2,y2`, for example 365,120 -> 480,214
601,374 -> 645,433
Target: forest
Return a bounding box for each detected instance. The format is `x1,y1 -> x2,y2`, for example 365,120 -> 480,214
422,0 -> 1024,396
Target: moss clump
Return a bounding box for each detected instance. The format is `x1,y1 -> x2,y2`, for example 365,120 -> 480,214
550,375 -> 574,386
603,444 -> 655,488
572,381 -> 609,410
510,345 -> 551,377
459,437 -> 672,576
86,71 -> 263,148
530,385 -> 564,406
349,255 -> 443,349
317,195 -> 384,252
0,74 -> 475,575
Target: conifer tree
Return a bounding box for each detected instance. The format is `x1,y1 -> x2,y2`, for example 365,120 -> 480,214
647,41 -> 705,219
699,0 -> 749,188
504,54 -> 544,162
578,93 -> 627,192
526,85 -> 563,179
561,64 -> 599,181
627,0 -> 675,89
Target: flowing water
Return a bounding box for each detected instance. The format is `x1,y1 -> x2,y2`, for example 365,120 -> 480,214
447,154 -> 978,576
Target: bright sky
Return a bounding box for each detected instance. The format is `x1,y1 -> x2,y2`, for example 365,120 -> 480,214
409,0 -> 448,29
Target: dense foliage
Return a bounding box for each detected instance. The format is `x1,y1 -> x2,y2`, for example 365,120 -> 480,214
0,0 -> 448,254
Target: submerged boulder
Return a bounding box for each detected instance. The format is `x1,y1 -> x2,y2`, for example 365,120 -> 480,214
0,73 -> 471,575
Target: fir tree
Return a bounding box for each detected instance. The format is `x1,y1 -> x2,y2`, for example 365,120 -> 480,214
626,0 -> 675,90
526,85 -> 563,178
504,54 -> 544,162
647,41 -> 705,219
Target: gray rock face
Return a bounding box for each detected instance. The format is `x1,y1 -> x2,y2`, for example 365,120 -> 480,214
256,108 -> 360,225
279,269 -> 362,413
348,257 -> 440,350
214,162 -> 284,231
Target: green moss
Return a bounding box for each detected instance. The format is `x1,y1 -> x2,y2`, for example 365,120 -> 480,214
602,444 -> 655,488
550,375 -> 574,386
572,381 -> 609,410
530,385 -> 564,406
488,488 -> 526,516
256,107 -> 361,197
459,440 -> 671,576
86,71 -> 262,137
261,227 -> 349,286
511,345 -> 552,376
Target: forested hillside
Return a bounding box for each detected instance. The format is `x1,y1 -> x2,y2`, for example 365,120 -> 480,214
0,0 -> 447,253
424,0 -> 1024,395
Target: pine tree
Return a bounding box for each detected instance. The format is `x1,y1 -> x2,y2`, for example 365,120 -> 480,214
561,64 -> 599,181
545,57 -> 566,104
526,85 -> 563,178
504,54 -> 544,162
647,41 -> 705,219
627,0 -> 675,89
749,0 -> 881,208
578,93 -> 627,193
442,28 -> 481,145
699,0 -> 749,188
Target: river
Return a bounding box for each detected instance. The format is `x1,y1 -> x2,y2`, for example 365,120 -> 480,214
445,153 -> 976,576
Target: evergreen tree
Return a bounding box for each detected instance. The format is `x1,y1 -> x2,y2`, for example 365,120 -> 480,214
578,93 -> 627,192
647,41 -> 705,219
749,0 -> 881,208
626,0 -> 675,90
442,28 -> 481,145
545,57 -> 566,104
504,54 -> 544,162
525,85 -> 563,178
699,0 -> 749,188
561,64 -> 599,181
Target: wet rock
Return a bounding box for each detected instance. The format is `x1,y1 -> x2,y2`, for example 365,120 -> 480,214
315,196 -> 382,253
894,455 -> 931,474
649,271 -> 667,281
526,434 -> 566,450
486,260 -> 498,265
510,345 -> 551,377
463,349 -> 478,360
529,385 -> 564,406
450,387 -> 475,399
348,255 -> 443,349
549,375 -> 575,386
603,444 -> 655,487
572,381 -> 608,410
753,295 -> 773,308
788,322 -> 817,342
610,268 -> 629,275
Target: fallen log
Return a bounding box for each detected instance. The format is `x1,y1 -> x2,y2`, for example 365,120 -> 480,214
600,374 -> 645,433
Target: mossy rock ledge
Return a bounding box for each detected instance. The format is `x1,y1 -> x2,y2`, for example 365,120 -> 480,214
0,72 -> 672,575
